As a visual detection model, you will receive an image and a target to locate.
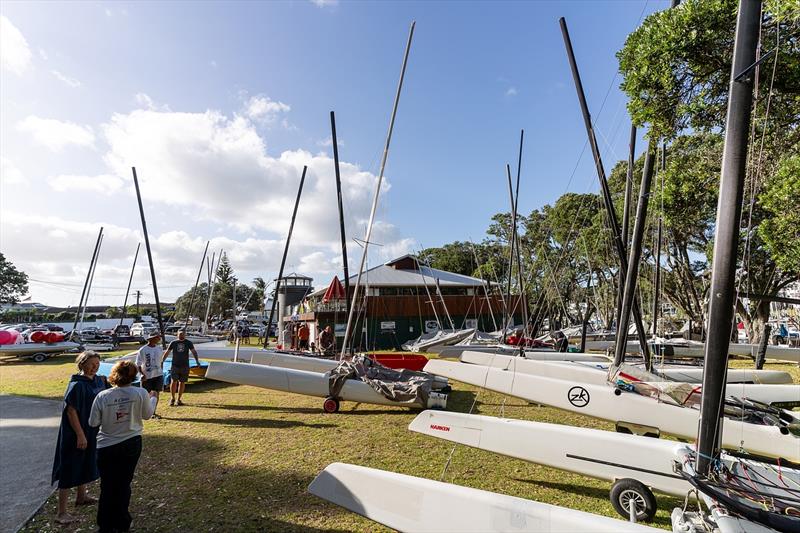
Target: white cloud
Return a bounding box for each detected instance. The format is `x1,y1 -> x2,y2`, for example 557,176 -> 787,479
52,70 -> 82,88
310,0 -> 339,7
210,60 -> 218,68
1,16 -> 33,75
47,174 -> 124,194
244,95 -> 291,122
1,157 -> 27,185
506,86 -> 518,97
316,136 -> 344,148
39,48 -> 49,61
17,116 -> 96,152
105,8 -> 113,17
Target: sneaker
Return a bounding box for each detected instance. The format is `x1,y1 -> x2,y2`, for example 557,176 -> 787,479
176,399 -> 184,406
169,399 -> 175,406
151,413 -> 161,420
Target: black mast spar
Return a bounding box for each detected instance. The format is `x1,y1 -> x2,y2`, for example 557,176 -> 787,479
696,0 -> 761,476
560,17 -> 651,366
132,167 -> 167,349
263,166 -> 308,349
330,111 -> 351,317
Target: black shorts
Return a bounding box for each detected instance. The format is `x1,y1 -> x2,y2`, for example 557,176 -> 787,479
170,366 -> 190,383
141,375 -> 164,392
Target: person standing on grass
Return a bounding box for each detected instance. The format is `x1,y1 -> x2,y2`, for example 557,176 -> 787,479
297,322 -> 310,351
89,360 -> 156,533
135,332 -> 163,418
161,329 -> 199,406
51,351 -> 109,525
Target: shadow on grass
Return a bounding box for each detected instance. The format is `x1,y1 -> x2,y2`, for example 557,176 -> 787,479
187,379 -> 236,393
440,389 -> 478,412
514,477 -> 679,528
20,433 -> 361,533
193,402 -> 414,417
164,416 -> 337,429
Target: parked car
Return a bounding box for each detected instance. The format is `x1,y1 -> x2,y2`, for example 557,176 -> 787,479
131,322 -> 158,337
40,323 -> 65,332
111,324 -> 145,345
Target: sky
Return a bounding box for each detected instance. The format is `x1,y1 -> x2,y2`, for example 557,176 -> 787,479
0,0 -> 670,308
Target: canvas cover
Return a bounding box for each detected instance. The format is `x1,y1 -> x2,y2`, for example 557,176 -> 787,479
328,355 -> 434,405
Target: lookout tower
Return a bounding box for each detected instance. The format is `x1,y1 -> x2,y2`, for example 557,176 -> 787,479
274,273 -> 313,339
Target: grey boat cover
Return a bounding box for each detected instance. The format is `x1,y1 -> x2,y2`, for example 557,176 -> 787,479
328,355 -> 434,406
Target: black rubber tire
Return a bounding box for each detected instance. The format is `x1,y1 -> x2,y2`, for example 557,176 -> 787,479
322,397 -> 340,414
610,478 -> 657,522
32,353 -> 47,363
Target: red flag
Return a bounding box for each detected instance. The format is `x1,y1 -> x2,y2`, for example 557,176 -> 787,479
322,276 -> 346,303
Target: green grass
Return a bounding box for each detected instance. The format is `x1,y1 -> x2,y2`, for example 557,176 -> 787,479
3,351 -> 798,532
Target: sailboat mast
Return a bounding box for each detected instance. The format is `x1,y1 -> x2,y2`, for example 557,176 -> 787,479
503,164 -> 517,341
184,240 -> 210,325
560,17 -> 650,363
79,233 -> 104,331
613,140 -> 656,368
696,0 -> 761,476
132,167 -> 167,349
263,166 -> 308,349
512,130 -> 529,334
330,111 -> 351,317
617,125 -> 636,331
341,21 -> 415,357
69,227 -> 103,340
118,243 -> 140,327
652,145 -> 665,337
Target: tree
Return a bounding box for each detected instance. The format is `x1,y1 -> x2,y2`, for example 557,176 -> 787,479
216,253 -> 234,284
105,307 -> 122,319
418,242 -> 478,277
0,253 -> 29,304
759,153 -> 800,272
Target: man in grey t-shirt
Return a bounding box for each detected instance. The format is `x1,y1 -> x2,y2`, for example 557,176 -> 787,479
161,330 -> 199,406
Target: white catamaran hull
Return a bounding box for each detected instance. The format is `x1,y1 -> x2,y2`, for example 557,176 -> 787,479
598,340 -> 800,363
459,352 -> 799,406
424,360 -> 798,460
0,341 -> 80,358
205,361 -> 432,409
309,463 -> 659,533
409,410 -> 689,497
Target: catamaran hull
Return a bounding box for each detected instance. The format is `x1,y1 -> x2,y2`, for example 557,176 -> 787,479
595,340 -> 800,363
459,352 -> 799,405
439,345 -> 609,362
308,462 -> 659,532
205,361 -> 433,409
424,360 -> 798,460
409,410 -> 689,497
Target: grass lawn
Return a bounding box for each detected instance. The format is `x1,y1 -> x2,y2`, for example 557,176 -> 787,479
1,347 -> 797,532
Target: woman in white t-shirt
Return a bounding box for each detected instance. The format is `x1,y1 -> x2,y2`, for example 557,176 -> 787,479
89,360 -> 156,533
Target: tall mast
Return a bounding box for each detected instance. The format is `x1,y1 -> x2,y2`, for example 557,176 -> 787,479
69,227 -> 103,340
503,164 -> 517,341
341,21 -> 415,357
132,167 -> 167,349
330,111 -> 351,316
618,125 -> 636,332
203,251 -> 222,332
118,243 -> 140,327
79,233 -> 104,331
560,17 -> 650,364
652,144 -> 665,337
614,140 -> 656,367
512,131 -> 529,334
696,0 -> 761,476
184,240 -> 210,325
263,166 -> 307,348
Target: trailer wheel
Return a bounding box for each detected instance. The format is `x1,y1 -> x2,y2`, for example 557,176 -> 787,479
32,353 -> 48,363
610,478 -> 656,522
322,397 -> 340,413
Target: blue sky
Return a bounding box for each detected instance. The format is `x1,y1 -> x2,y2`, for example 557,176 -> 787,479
1,0 -> 668,307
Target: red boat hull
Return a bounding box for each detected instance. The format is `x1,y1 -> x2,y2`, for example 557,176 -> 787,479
369,353 -> 428,372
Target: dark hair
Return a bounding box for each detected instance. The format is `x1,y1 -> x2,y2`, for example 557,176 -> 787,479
108,360 -> 138,386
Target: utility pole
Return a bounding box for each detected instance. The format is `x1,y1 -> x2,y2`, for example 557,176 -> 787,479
135,290 -> 142,316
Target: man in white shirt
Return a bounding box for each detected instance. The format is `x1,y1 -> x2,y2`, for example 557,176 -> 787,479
135,333 -> 163,418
